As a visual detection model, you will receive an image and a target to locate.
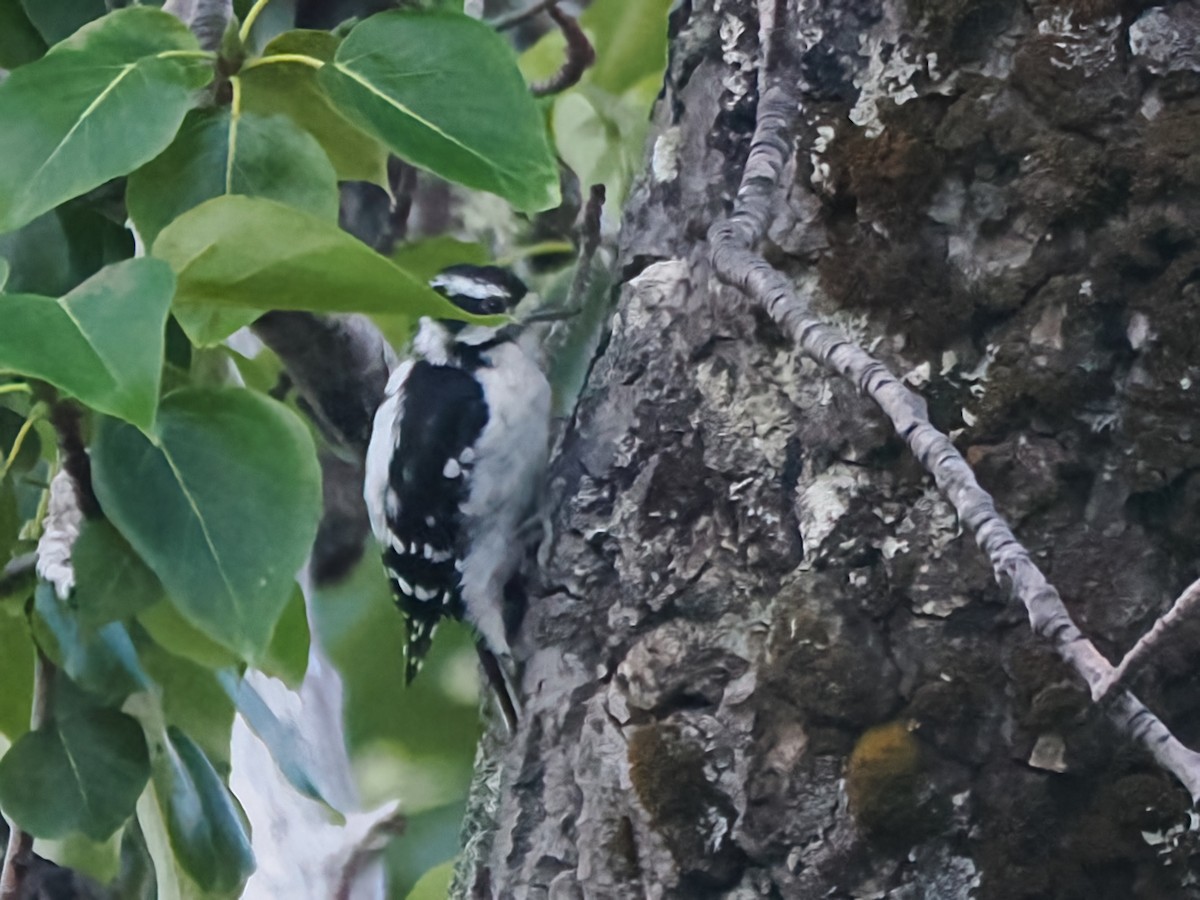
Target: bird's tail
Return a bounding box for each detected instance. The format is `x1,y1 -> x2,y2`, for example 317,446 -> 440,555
476,643 -> 521,734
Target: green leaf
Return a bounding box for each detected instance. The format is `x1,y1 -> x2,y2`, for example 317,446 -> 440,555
0,258 -> 175,429
138,600 -> 240,671
318,10 -> 559,212
0,201 -> 135,298
152,725 -> 255,893
0,258 -> 9,291
0,407 -> 42,475
19,0 -> 106,45
217,670 -> 333,808
519,0 -> 670,96
0,473 -> 20,558
0,707 -> 150,840
33,583 -> 153,704
92,388 -> 321,659
127,106 -> 339,248
0,611 -> 34,740
259,585 -> 309,687
0,8 -> 215,234
136,635 -> 235,768
390,237 -> 488,281
72,519 -> 164,629
0,0 -> 46,69
153,196 -> 498,346
241,30 -> 389,186
406,860 -> 455,900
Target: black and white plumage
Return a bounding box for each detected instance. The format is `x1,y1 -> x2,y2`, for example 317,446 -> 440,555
363,264 -> 551,724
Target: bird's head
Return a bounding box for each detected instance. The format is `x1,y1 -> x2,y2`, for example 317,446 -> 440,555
415,264 -> 529,362
430,264 -> 528,320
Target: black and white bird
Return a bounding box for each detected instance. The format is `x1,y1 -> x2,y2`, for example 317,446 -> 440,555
363,264 -> 551,727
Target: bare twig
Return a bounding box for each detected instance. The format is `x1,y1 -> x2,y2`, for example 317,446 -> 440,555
555,184 -> 606,318
163,0 -> 233,52
1094,576 -> 1200,701
0,650 -> 55,900
531,4 -> 595,98
491,0 -> 556,31
251,313 -> 397,458
48,401 -> 100,520
708,0 -> 1200,802
0,554 -> 36,602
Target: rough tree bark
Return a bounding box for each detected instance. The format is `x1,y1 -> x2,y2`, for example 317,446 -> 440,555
455,0 -> 1200,897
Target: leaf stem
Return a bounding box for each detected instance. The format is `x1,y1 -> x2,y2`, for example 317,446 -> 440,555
155,49 -> 219,62
0,404 -> 44,481
238,0 -> 274,45
240,52 -> 325,72
227,76 -> 243,194
0,383 -> 31,396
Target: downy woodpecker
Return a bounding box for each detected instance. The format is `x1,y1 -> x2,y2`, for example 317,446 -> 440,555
363,264 -> 551,728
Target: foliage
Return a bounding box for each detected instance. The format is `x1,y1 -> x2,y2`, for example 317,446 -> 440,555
0,0 -> 664,894
520,0 -> 673,204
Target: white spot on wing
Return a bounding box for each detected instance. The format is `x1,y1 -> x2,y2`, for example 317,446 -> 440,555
388,571 -> 414,596
415,585 -> 438,601
443,458 -> 462,479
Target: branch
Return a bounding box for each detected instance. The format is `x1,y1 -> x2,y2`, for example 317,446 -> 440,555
530,4 -> 595,98
491,0 -> 555,31
251,313 -> 396,459
163,0 -> 232,52
1093,576 -> 1200,701
567,184 -> 605,309
708,2 -> 1200,802
48,401 -> 100,520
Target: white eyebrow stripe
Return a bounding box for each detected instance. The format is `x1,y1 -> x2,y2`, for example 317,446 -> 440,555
430,273 -> 511,300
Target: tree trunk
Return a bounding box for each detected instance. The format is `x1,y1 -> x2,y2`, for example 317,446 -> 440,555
455,0 -> 1200,896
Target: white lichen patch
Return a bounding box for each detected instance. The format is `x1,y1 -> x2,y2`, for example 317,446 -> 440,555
1127,312 -> 1153,351
718,12 -> 757,105
895,484 -> 962,557
903,361 -> 933,388
1028,733 -> 1068,772
1036,11 -> 1122,75
796,464 -> 868,558
1129,5 -> 1200,75
1030,303 -> 1067,350
915,592 -> 971,617
850,33 -> 943,138
651,128 -> 682,183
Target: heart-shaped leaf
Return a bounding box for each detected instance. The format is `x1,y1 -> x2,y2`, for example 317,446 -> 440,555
0,258 -> 175,429
127,106 -> 339,247
317,10 -> 559,212
92,387 -> 320,659
0,707 -> 150,840
153,196 -> 496,346
0,7 -> 214,233
0,201 -> 135,298
241,30 -> 389,186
